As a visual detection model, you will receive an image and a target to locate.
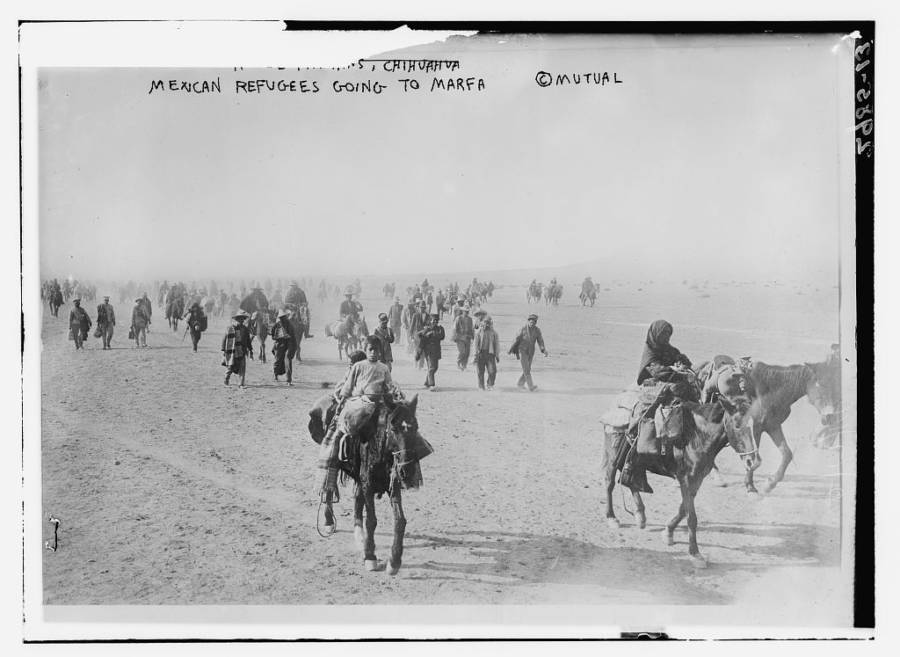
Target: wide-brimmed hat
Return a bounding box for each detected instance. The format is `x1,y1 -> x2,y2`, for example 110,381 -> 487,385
232,310 -> 249,320
73,297 -> 81,303
527,314 -> 538,321
474,309 -> 487,317
378,312 -> 388,320
344,286 -> 354,295
102,295 -> 110,300
277,310 -> 288,318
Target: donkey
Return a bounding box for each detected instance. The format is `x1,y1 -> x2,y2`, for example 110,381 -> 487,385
601,397 -> 761,567
311,395 -> 430,575
248,309 -> 273,363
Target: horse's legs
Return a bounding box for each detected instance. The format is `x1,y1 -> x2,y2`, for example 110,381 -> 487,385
632,489 -> 647,529
679,476 -> 706,564
353,484 -> 365,549
744,424 -> 765,494
324,490 -> 336,528
762,425 -> 793,493
666,500 -> 686,546
602,434 -> 621,527
363,489 -> 380,570
388,487 -> 407,575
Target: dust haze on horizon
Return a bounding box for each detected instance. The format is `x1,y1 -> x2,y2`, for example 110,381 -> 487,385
35,33 -> 850,290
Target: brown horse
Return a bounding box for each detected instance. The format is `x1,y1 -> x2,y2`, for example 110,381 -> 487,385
740,359 -> 841,494
310,395 -> 429,574
695,355 -> 841,494
601,397 -> 760,567
326,316 -> 369,359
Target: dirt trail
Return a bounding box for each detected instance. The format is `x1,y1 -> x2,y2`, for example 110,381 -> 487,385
39,284 -> 849,623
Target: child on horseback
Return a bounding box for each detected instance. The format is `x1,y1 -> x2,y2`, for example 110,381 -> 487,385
318,337 -> 403,502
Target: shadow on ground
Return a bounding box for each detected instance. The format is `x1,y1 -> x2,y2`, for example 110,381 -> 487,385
402,529 -> 729,604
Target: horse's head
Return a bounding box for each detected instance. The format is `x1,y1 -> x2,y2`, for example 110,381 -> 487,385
386,395 -> 419,458
718,396 -> 761,472
805,360 -> 841,429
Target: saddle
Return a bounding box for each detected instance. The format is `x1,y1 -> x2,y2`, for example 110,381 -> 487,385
634,402 -> 686,458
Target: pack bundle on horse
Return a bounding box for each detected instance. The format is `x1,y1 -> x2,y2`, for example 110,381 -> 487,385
544,283 -> 563,306
697,354 -> 841,494
526,282 -> 543,304
281,302 -> 309,362
579,278 -> 597,307
600,391 -> 760,566
248,309 -> 274,363
165,290 -> 185,331
325,315 -> 369,360
308,394 -> 432,574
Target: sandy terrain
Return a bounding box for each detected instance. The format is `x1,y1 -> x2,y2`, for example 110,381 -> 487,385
38,281 -> 851,626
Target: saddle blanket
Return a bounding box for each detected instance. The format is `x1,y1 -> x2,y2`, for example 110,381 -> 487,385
600,385 -> 641,429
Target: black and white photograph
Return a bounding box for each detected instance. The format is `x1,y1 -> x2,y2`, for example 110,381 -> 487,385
18,18 -> 872,642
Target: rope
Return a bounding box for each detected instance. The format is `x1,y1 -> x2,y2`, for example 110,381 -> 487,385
619,484 -> 635,517
316,498 -> 336,538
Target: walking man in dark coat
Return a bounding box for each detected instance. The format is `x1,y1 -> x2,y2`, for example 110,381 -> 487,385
417,313 -> 445,390
69,298 -> 91,350
183,301 -> 207,352
373,312 -> 395,371
452,306 -> 475,371
131,298 -> 150,348
271,309 -> 298,385
96,295 -> 116,349
387,296 -> 404,346
510,313 -> 548,391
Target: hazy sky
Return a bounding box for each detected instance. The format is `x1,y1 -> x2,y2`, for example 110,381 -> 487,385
37,33 -> 851,283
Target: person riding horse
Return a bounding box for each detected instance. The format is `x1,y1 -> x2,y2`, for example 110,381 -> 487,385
339,288 -> 364,334
621,319 -> 699,492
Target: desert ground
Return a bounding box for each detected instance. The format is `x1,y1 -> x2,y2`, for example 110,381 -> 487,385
37,279 -> 851,627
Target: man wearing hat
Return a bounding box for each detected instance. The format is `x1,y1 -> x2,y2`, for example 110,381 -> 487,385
510,314 -> 549,391
417,313 -> 445,390
452,304 -> 475,371
96,296 -> 116,350
222,310 -> 253,387
68,298 -> 91,350
339,288 -> 363,325
131,298 -> 151,348
473,315 -> 500,390
387,296 -> 404,346
373,312 -> 395,371
407,299 -> 428,367
271,308 -> 298,385
452,297 -> 466,321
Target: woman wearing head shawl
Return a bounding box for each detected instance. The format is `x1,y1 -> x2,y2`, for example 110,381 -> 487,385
621,320 -> 697,493
636,319 -> 693,385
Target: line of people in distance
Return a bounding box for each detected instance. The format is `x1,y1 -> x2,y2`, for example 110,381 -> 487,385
363,296 -> 549,393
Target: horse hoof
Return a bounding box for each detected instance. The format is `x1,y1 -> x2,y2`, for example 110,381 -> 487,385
665,532 -> 675,547
690,554 -> 709,569
638,517 -> 647,530
364,559 -> 384,572
388,562 -> 401,576
606,518 -> 620,530
354,526 -> 365,550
